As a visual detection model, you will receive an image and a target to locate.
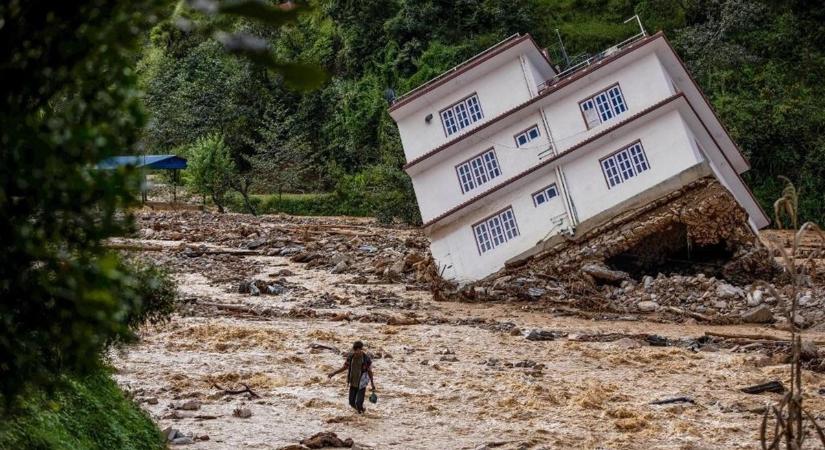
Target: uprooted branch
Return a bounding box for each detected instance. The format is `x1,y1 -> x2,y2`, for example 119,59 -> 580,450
211,382 -> 260,398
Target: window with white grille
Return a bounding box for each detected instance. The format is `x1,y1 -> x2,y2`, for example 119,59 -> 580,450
455,149 -> 501,194
579,84 -> 627,129
515,125 -> 541,147
473,208 -> 520,254
600,141 -> 650,188
532,184 -> 558,206
441,94 -> 484,136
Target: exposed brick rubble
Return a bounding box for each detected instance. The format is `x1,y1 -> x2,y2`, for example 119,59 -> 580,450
439,178 -> 825,327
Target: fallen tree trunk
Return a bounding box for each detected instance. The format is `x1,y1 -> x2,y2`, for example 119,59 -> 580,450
198,302 -> 275,316
211,382 -> 260,398
106,243 -> 167,252
705,331 -> 825,345
663,306 -> 714,322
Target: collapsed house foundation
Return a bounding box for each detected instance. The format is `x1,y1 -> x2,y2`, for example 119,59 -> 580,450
437,177 -> 793,323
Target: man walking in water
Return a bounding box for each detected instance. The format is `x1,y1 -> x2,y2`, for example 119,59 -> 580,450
328,341 -> 375,413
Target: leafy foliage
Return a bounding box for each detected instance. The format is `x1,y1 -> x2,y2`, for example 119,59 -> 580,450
139,0 -> 825,225
333,165 -> 422,225
123,260 -> 179,331
0,369 -> 164,450
184,134 -> 236,212
0,0 -> 179,403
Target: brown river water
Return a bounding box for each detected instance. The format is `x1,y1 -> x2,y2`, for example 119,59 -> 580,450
111,228 -> 825,450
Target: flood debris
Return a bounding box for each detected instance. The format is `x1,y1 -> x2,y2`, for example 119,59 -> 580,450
650,396 -> 695,405
110,209 -> 825,449
232,407 -> 253,418
741,381 -> 785,394
211,382 -> 260,398
428,179 -> 825,328
299,431 -> 354,448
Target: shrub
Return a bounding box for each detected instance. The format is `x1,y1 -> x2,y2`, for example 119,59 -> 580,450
0,0 -> 172,403
0,369 -> 164,450
121,259 -> 178,332
333,165 -> 421,225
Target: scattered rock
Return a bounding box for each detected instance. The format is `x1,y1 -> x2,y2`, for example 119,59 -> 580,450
801,341 -> 819,361
526,287 -> 546,298
267,284 -> 285,295
637,301 -> 658,312
613,338 -> 642,349
177,399 -> 201,411
233,407 -> 253,418
300,431 -> 354,449
170,437 -> 194,445
526,330 -> 557,341
279,246 -> 303,256
246,238 -> 267,250
581,263 -> 629,283
162,427 -> 180,441
249,283 -> 261,296
741,305 -> 774,324
716,282 -> 744,298
330,253 -> 349,266
331,261 -> 348,274
747,289 -> 763,306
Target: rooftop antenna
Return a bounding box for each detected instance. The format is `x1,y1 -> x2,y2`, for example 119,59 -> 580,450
624,14 -> 647,37
384,88 -> 397,105
554,28 -> 570,68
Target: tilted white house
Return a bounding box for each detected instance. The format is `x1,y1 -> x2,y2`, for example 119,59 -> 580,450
388,32 -> 769,282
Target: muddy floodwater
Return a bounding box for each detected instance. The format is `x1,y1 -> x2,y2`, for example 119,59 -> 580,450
112,212 -> 825,450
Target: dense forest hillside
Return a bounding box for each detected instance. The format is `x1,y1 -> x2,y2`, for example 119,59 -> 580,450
139,0 -> 825,224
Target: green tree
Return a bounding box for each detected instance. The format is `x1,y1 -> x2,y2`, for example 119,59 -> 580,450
0,0 -> 173,403
185,134 -> 236,213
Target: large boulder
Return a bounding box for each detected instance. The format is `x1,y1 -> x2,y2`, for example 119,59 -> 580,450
741,305 -> 774,323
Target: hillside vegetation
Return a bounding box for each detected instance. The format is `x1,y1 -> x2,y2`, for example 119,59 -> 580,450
140,0 -> 825,224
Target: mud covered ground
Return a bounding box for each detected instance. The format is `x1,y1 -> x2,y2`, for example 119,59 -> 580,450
111,211 -> 825,450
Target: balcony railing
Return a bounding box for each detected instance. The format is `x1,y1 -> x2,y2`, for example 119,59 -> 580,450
537,31 -> 647,94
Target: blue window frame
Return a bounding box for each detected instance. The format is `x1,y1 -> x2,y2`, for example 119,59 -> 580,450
600,141 -> 650,188
455,149 -> 501,194
515,125 -> 541,147
473,207 -> 520,254
532,184 -> 559,206
580,84 -> 628,129
440,94 -> 484,137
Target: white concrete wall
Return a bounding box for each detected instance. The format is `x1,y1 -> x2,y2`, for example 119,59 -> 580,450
430,109 -> 707,282
410,109 -> 551,222
563,110 -> 703,223
408,51 -> 677,225
542,52 -> 674,154
429,169 -> 566,282
395,58 -> 533,162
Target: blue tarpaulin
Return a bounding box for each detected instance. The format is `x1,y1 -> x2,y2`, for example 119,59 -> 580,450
97,155 -> 187,170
